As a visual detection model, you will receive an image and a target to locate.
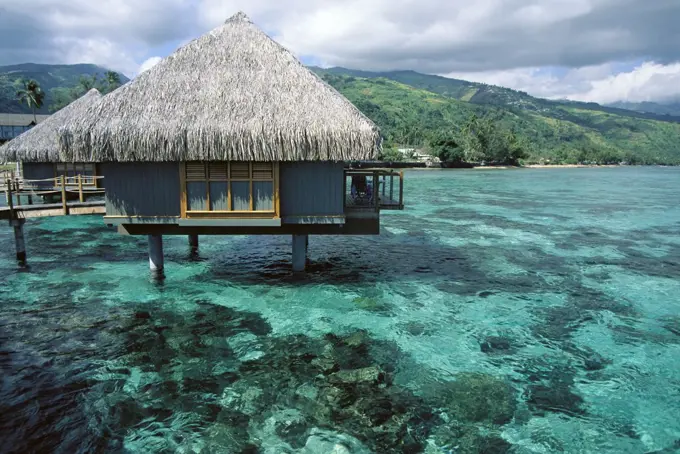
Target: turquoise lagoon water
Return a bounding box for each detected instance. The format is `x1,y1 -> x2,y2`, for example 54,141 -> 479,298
1,167 -> 679,453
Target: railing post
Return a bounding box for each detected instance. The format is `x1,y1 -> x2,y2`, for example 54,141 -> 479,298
390,173 -> 394,202
342,169 -> 347,210
373,170 -> 379,211
78,175 -> 84,203
61,175 -> 68,215
14,177 -> 20,205
6,178 -> 14,220
399,171 -> 404,209
4,178 -> 8,212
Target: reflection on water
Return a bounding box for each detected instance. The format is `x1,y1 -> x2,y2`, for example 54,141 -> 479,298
1,167 -> 680,453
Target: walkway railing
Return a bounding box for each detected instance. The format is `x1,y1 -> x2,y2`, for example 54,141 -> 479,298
2,175 -> 105,219
344,169 -> 404,211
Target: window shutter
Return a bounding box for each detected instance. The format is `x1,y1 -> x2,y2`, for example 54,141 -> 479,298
252,162 -> 273,180
230,162 -> 250,179
208,162 -> 228,180
186,162 -> 206,180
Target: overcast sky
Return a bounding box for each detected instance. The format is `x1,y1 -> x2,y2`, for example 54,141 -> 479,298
1,0 -> 679,104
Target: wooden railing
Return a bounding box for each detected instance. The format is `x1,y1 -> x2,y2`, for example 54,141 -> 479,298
3,175 -> 105,218
344,169 -> 404,211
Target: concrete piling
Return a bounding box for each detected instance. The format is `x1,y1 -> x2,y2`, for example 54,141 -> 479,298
292,234 -> 308,272
148,234 -> 164,276
11,218 -> 27,267
188,234 -> 199,251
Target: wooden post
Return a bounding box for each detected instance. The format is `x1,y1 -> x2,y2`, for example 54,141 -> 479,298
292,234 -> 308,272
188,234 -> 199,251
61,175 -> 68,215
78,175 -> 84,203
389,173 -> 394,202
342,169 -> 347,209
374,171 -> 379,211
11,218 -> 27,267
3,178 -> 8,209
6,178 -> 15,220
14,177 -> 20,206
399,171 -> 404,208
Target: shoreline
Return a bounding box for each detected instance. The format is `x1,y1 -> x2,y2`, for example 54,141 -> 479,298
387,164 -> 677,170
406,164 -> 628,170
522,164 -> 621,169
350,160 -> 677,170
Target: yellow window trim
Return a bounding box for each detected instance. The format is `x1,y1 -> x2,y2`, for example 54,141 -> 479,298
180,161 -> 279,219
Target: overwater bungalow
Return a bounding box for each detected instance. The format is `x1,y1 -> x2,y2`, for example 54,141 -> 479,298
0,112 -> 50,177
58,12 -> 404,274
0,113 -> 50,145
0,89 -> 103,191
0,89 -> 105,266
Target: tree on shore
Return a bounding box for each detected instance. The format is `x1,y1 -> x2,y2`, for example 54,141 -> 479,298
16,79 -> 45,122
428,130 -> 464,164
105,71 -> 122,91
49,71 -> 124,112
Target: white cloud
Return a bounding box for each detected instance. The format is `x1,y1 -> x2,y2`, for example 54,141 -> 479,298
570,62 -> 680,104
138,56 -> 162,75
0,0 -> 200,75
444,61 -> 680,104
0,0 -> 679,103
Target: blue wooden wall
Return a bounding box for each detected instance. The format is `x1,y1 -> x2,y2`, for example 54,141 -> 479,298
22,163 -> 54,189
100,161 -> 345,220
280,162 -> 344,217
100,163 -> 180,217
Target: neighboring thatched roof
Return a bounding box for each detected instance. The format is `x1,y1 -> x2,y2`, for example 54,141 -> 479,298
0,89 -> 102,163
58,12 -> 381,163
0,113 -> 50,127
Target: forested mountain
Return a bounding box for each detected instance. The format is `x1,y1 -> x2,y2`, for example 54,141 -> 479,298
0,63 -> 129,114
315,71 -> 680,165
312,67 -> 680,124
607,101 -> 680,118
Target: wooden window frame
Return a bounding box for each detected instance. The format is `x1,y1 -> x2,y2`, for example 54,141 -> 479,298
54,163 -> 97,187
180,161 -> 280,219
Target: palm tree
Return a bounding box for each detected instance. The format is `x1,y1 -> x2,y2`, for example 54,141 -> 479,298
16,79 -> 45,123
105,71 -> 121,93
78,74 -> 99,92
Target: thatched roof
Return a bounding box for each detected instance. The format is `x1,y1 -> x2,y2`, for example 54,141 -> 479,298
58,12 -> 381,163
0,113 -> 50,127
0,89 -> 102,163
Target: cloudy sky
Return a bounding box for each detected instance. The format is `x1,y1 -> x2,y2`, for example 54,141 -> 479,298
1,0 -> 679,104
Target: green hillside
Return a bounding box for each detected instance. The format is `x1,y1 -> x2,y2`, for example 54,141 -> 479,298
607,101 -> 680,118
0,63 -> 129,114
313,67 -> 680,124
318,73 -> 680,165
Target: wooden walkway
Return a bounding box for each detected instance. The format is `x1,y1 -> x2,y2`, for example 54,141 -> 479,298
0,201 -> 105,220
2,175 -> 106,221
3,174 -> 107,267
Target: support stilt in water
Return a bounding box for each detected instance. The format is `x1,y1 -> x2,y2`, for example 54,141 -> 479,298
292,234 -> 308,272
148,234 -> 164,277
188,234 -> 199,251
11,218 -> 27,267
